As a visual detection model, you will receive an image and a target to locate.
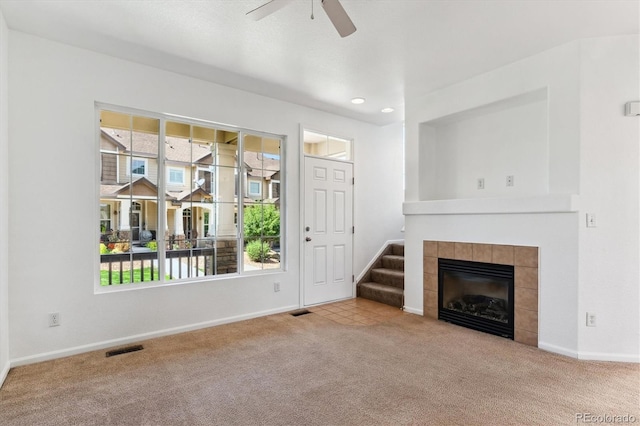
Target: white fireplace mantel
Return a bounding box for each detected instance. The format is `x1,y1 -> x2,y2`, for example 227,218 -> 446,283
403,194 -> 579,216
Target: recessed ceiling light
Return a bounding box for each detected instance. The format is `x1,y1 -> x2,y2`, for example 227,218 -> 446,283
381,107 -> 394,113
351,97 -> 365,105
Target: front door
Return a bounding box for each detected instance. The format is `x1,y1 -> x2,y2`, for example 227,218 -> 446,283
303,157 -> 353,306
130,202 -> 141,242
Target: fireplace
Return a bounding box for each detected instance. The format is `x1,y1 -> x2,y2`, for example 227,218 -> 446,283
423,241 -> 538,347
438,258 -> 514,339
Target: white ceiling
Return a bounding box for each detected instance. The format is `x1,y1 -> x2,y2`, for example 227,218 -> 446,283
0,0 -> 638,126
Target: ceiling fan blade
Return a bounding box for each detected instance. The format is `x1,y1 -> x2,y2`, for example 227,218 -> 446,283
246,0 -> 294,21
321,0 -> 356,37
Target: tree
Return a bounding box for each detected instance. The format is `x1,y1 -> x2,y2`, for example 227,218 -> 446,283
244,204 -> 280,241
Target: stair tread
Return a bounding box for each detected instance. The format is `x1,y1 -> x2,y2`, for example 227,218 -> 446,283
359,281 -> 404,294
382,254 -> 404,260
372,268 -> 404,276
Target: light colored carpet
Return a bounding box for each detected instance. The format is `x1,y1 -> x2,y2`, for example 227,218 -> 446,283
1,306 -> 638,425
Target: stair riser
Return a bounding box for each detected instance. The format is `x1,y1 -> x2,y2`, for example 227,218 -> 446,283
371,270 -> 404,289
358,285 -> 403,308
382,256 -> 404,271
391,244 -> 404,256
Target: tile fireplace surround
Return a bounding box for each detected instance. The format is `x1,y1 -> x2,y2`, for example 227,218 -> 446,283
423,241 -> 539,347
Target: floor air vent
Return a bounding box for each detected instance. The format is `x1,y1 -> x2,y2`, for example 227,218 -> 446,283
106,345 -> 144,357
290,309 -> 311,317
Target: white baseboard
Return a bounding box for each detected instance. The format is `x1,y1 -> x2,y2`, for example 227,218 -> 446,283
10,305 -> 299,367
539,341 -> 640,362
577,351 -> 640,363
538,341 -> 579,359
402,306 -> 423,316
0,360 -> 9,389
356,239 -> 404,283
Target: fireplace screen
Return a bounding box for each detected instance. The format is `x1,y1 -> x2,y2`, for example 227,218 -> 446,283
438,259 -> 514,339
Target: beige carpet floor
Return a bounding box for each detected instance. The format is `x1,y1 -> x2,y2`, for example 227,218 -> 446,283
1,303 -> 638,425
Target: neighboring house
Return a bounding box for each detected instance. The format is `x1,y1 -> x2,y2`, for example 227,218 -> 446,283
100,127 -> 281,247
100,127 -> 214,245
243,151 -> 280,205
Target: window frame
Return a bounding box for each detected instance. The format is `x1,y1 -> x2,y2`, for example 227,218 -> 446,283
248,179 -> 262,198
96,103 -> 285,293
269,180 -> 280,199
125,157 -> 148,177
167,167 -> 185,185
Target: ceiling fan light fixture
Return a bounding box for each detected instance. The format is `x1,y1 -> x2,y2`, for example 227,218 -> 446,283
381,107 -> 394,113
321,0 -> 357,37
351,97 -> 365,105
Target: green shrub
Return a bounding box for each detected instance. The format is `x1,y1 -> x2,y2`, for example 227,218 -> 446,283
246,240 -> 271,262
99,243 -> 109,254
244,204 -> 280,241
145,241 -> 158,251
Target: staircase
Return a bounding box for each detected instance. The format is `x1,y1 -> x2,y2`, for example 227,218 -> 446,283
357,243 -> 404,308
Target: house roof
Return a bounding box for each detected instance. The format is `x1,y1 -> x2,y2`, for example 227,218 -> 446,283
100,177 -> 176,200
101,128 -> 212,164
244,152 -> 280,179
176,187 -> 212,202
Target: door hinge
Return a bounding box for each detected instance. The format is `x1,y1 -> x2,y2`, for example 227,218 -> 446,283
352,177 -> 355,185
352,226 -> 355,234
352,275 -> 355,283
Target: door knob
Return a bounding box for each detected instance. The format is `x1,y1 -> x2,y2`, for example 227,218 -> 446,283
305,237 -> 312,242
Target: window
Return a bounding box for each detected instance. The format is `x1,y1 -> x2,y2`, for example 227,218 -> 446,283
303,130 -> 352,161
99,111 -> 160,287
196,167 -> 213,193
203,211 -> 210,237
248,180 -> 261,197
100,204 -> 111,233
168,167 -> 184,185
98,106 -> 284,289
128,158 -> 147,177
242,134 -> 281,272
269,180 -> 280,199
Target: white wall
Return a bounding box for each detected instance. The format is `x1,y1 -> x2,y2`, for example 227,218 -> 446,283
425,92 -> 548,200
577,36 -> 640,360
0,10 -> 9,386
404,36 -> 639,361
7,31 -> 404,363
353,121 -> 405,273
407,42 -> 581,202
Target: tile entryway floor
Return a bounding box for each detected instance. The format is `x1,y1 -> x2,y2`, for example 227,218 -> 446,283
309,297 -> 405,326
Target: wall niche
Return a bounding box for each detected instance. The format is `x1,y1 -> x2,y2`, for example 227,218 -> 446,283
419,88 -> 549,201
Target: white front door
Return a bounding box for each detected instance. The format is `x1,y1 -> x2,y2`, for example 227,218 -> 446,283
303,157 -> 353,306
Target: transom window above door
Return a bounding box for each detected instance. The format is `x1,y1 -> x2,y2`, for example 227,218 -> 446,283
303,130 -> 352,161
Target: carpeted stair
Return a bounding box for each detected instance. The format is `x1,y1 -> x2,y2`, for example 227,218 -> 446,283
357,243 -> 404,308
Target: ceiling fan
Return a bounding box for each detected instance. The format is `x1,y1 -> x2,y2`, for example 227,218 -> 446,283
247,0 -> 357,38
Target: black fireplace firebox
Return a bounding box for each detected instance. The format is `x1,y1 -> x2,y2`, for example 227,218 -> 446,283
438,258 -> 514,339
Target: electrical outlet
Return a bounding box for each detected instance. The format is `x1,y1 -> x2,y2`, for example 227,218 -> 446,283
586,213 -> 597,228
506,175 -> 514,187
274,282 -> 280,292
477,178 -> 485,190
586,312 -> 596,327
49,312 -> 61,327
